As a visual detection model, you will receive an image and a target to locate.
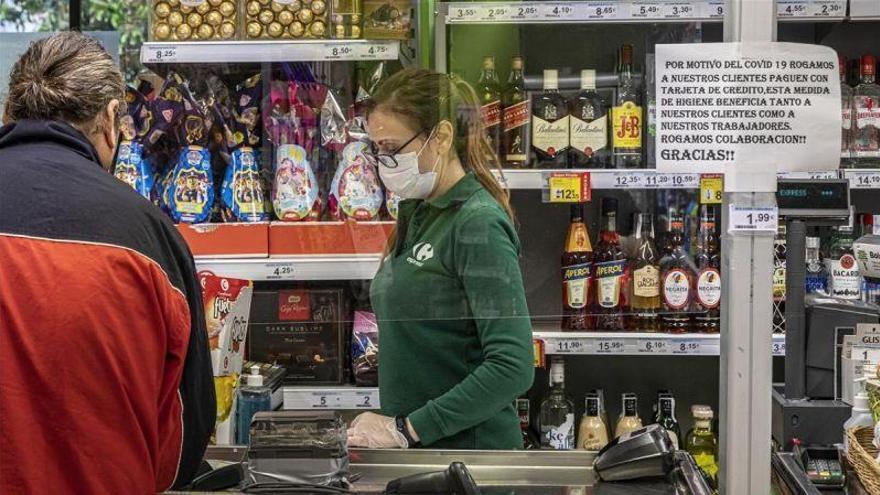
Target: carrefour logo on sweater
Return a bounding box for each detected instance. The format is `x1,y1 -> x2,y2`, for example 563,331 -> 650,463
407,242 -> 434,267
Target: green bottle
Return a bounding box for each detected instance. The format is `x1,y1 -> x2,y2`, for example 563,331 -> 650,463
686,405 -> 718,481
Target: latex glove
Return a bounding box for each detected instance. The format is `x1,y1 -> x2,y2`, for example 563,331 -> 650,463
347,412 -> 409,449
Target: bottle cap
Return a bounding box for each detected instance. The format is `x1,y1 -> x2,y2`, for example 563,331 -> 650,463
862,55 -> 876,75
482,56 -> 495,70
806,236 -> 820,249
580,69 -> 596,90
543,69 -> 559,90
549,357 -> 565,384
692,404 -> 713,420
511,56 -> 523,70
246,365 -> 264,387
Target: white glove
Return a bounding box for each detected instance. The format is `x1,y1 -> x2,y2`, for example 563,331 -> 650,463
347,412 -> 410,449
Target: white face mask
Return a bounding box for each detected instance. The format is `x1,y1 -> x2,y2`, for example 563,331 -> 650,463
379,130 -> 441,200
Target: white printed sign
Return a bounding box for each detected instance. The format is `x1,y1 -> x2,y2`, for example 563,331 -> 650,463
656,42 -> 840,174
728,205 -> 779,233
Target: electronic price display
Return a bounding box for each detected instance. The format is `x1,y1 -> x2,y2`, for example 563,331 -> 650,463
776,179 -> 850,219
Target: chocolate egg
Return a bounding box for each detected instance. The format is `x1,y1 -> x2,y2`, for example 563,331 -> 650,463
175,23 -> 193,39
258,9 -> 274,24
180,4 -> 193,13
196,2 -> 210,14
333,24 -> 345,38
247,21 -> 263,37
246,0 -> 260,16
257,0 -> 269,5
351,14 -> 360,23
219,21 -> 236,38
218,1 -> 235,17
288,0 -> 302,11
197,23 -> 214,38
154,22 -> 172,40
267,21 -> 284,37
154,2 -> 171,18
187,12 -> 203,27
270,1 -> 285,13
309,19 -> 325,37
311,0 -> 325,15
288,21 -> 305,37
167,0 -> 180,6
168,11 -> 184,26
297,7 -> 313,23
350,24 -> 360,38
205,10 -> 222,25
277,10 -> 294,25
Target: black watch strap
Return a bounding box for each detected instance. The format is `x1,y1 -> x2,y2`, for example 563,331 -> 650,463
395,415 -> 419,448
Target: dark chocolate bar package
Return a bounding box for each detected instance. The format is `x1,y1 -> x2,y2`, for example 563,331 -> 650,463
248,289 -> 349,384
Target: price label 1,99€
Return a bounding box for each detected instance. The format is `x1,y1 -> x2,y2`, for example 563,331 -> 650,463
544,171 -> 591,203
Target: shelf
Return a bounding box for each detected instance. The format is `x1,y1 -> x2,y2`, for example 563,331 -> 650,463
777,0 -> 847,21
282,386 -> 380,410
496,169 -> 701,190
140,39 -> 400,64
444,1 -> 724,24
534,330 -> 787,356
850,0 -> 880,18
195,254 -> 382,281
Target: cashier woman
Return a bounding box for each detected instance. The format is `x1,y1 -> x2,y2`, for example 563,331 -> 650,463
347,69 -> 534,450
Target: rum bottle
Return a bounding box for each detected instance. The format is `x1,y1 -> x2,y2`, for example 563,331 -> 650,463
539,358 -> 575,450
693,206 -> 721,333
503,56 -> 530,168
612,44 -> 643,168
562,204 -> 593,331
628,213 -> 661,332
660,208 -> 693,333
840,55 -> 855,167
532,69 -> 569,168
569,69 -> 609,168
656,394 -> 681,450
478,56 -> 503,160
594,198 -> 628,331
827,221 -> 861,300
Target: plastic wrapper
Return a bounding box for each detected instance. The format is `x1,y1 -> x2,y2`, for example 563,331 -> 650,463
330,0 -> 362,39
150,0 -> 238,41
351,310 -> 378,387
244,0 -> 329,39
328,141 -> 383,221
272,144 -> 321,220
113,87 -> 156,199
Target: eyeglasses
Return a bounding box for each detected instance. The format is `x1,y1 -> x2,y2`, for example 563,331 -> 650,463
367,131 -> 423,169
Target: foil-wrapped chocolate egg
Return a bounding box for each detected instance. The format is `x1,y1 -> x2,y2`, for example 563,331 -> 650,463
351,14 -> 360,23
311,0 -> 325,15
154,2 -> 171,18
350,24 -> 360,38
247,21 -> 263,37
154,22 -> 172,39
168,11 -> 184,26
267,21 -> 284,37
297,7 -> 313,23
219,21 -> 236,38
187,12 -> 203,28
197,23 -> 215,38
332,14 -> 342,23
205,10 -> 223,26
180,4 -> 193,14
277,10 -> 294,25
258,9 -> 274,24
288,21 -> 305,37
196,2 -> 211,14
167,0 -> 180,6
334,24 -> 345,38
218,1 -> 235,17
309,19 -> 325,37
176,23 -> 193,39
288,0 -> 302,11
208,0 -> 223,6
257,0 -> 269,5
270,1 -> 285,13
246,0 -> 261,16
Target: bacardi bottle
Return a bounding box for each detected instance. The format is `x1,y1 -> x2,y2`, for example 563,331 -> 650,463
693,206 -> 721,333
660,208 -> 693,333
841,55 -> 855,167
540,358 -> 575,450
628,213 -> 661,332
612,44 -> 643,168
805,236 -> 827,295
503,56 -> 530,168
478,56 -> 503,160
772,223 -> 787,334
562,205 -> 594,331
594,198 -> 628,331
569,69 -> 609,168
532,69 -> 569,168
852,55 -> 880,165
827,222 -> 861,300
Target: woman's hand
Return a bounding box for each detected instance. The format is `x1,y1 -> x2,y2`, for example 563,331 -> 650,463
346,412 -> 411,449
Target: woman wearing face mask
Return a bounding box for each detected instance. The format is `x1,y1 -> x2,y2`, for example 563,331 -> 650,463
346,69 -> 534,450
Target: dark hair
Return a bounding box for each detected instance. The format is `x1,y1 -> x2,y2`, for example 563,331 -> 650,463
4,32 -> 125,130
367,68 -> 513,220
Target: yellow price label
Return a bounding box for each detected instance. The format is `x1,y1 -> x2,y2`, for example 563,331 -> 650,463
700,174 -> 723,204
546,172 -> 591,203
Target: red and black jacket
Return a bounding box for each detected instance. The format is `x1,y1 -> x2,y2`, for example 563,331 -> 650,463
0,120 -> 215,494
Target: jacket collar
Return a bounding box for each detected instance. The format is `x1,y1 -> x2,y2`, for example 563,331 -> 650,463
398,172 -> 484,218
0,119 -> 102,165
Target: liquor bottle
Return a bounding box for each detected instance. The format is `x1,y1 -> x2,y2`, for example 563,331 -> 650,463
628,213 -> 661,332
612,44 -> 643,168
827,221 -> 861,300
540,358 -> 575,450
562,204 -> 594,331
569,69 -> 609,169
478,56 -> 503,160
693,206 -> 721,333
614,393 -> 643,439
578,392 -> 609,451
852,55 -> 880,164
660,208 -> 693,333
503,56 -> 530,168
594,198 -> 628,331
859,215 -> 880,305
532,69 -> 569,168
805,236 -> 827,295
656,394 -> 681,450
517,397 -> 539,449
686,405 -> 719,481
646,53 -> 657,168
772,223 -> 787,334
652,390 -> 670,423
840,55 -> 855,167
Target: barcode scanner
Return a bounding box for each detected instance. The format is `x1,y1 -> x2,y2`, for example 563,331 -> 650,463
384,462 -> 481,495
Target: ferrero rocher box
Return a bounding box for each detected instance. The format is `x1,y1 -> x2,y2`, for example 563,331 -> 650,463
243,0 -> 329,40
363,0 -> 411,40
151,0 -> 240,41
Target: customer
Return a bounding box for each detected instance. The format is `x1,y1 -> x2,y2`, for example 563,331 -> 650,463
0,33 -> 215,494
346,69 -> 534,450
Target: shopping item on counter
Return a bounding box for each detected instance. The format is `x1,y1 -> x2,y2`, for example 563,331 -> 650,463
113,86 -> 155,199
221,74 -> 270,222
243,0 -> 328,39
363,0 -> 411,39
351,310 -> 378,387
328,141 -> 384,221
151,0 -> 239,41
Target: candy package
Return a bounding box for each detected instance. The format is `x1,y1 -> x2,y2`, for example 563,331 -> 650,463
221,74 -> 269,222
385,189 -> 401,220
272,144 -> 321,221
328,141 -> 383,221
350,310 -> 378,387
113,86 -> 155,199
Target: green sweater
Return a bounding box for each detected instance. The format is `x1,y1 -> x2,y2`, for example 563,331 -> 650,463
370,173 -> 535,450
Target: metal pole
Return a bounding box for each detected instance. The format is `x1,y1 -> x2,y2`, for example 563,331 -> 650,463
719,0 -> 777,493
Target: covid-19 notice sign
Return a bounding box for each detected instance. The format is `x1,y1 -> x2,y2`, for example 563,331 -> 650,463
656,42 -> 840,174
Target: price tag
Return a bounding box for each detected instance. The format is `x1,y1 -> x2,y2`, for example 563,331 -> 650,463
637,339 -> 671,354
772,339 -> 786,356
586,1 -> 618,20
542,2 -> 580,19
533,339 -> 546,368
144,45 -> 178,63
848,171 -> 880,189
631,1 -> 662,18
449,5 -> 479,20
777,170 -> 839,180
807,0 -> 846,16
704,0 -> 724,18
324,44 -> 355,60
309,391 -> 341,409
510,4 -> 541,20
643,173 -> 700,189
266,262 -> 295,280
358,42 -> 393,59
544,171 -> 591,203
595,339 -> 626,354
700,174 -> 723,205
728,205 -> 779,233
672,340 -> 702,354
349,390 -> 380,409
611,172 -> 645,189
777,0 -> 809,17
553,338 -> 588,354
661,2 -> 697,18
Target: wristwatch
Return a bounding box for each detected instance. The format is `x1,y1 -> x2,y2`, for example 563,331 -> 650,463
395,415 -> 420,448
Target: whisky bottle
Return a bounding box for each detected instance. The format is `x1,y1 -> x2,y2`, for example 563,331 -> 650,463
840,55 -> 855,167
532,69 -> 570,168
594,198 -> 628,331
660,208 -> 693,333
628,213 -> 661,332
853,55 -> 880,165
540,358 -> 575,450
693,206 -> 721,333
562,204 -> 594,331
569,69 -> 609,169
503,56 -> 530,168
478,56 -> 503,161
612,44 -> 643,168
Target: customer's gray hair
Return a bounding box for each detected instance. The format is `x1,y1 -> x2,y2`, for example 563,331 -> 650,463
4,31 -> 126,131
